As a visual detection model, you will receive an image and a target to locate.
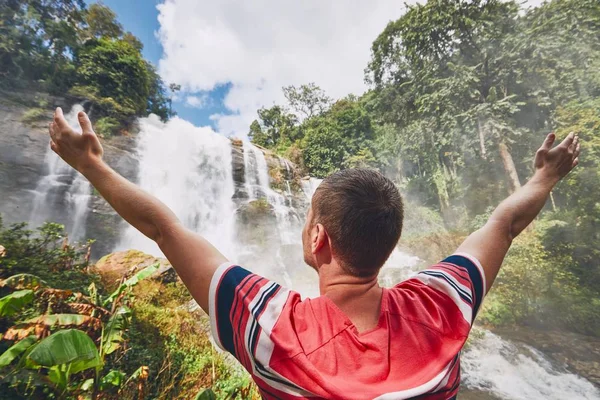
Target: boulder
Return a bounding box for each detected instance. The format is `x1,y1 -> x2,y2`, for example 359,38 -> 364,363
94,250 -> 177,289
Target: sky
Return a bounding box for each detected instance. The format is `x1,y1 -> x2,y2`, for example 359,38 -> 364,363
90,0 -> 546,137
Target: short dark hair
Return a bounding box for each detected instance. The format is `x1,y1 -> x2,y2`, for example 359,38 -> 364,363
312,169 -> 404,277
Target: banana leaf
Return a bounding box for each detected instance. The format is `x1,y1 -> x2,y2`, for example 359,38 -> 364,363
0,289 -> 34,317
0,274 -> 46,290
26,329 -> 101,374
103,263 -> 159,306
0,335 -> 38,368
101,306 -> 131,356
24,314 -> 102,332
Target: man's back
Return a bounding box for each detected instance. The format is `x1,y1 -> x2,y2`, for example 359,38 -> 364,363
210,253 -> 485,399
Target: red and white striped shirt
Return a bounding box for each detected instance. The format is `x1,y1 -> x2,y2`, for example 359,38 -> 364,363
209,253 -> 486,399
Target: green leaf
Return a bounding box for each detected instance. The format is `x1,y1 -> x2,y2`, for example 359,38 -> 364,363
24,313 -> 102,330
1,274 -> 46,290
48,365 -> 67,390
104,263 -> 159,306
0,335 -> 38,368
195,388 -> 217,400
101,306 -> 131,356
26,329 -> 101,373
0,290 -> 34,317
100,369 -> 126,389
81,378 -> 95,391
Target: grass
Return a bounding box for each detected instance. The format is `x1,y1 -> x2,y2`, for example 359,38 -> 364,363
122,280 -> 260,399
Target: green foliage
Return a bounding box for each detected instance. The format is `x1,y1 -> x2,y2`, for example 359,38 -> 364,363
1,274 -> 47,291
0,336 -> 37,368
27,328 -> 100,370
0,261 -> 158,398
101,306 -> 131,356
0,290 -> 34,317
479,232 -> 600,336
94,117 -> 121,137
123,280 -> 257,399
21,108 -> 48,124
1,0 -> 174,131
0,217 -> 93,291
195,388 -> 217,400
103,263 -> 159,306
283,83 -> 332,119
76,38 -> 150,118
85,3 -> 123,39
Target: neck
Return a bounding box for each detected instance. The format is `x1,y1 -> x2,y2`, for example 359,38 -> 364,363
318,261 -> 383,332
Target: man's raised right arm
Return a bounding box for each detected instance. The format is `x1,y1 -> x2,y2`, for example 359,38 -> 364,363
457,132 -> 580,293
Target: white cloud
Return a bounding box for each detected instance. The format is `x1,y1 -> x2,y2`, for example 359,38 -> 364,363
156,0 -> 407,136
156,0 -> 546,137
185,94 -> 210,108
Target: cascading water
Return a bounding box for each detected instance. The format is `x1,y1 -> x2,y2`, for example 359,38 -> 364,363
116,115 -> 237,258
115,115 -> 599,399
462,331 -> 600,399
29,104 -> 92,241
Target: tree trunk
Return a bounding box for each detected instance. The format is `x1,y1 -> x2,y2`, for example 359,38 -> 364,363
498,141 -> 521,193
477,117 -> 488,159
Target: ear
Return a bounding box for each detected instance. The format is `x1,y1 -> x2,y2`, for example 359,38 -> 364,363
311,223 -> 328,254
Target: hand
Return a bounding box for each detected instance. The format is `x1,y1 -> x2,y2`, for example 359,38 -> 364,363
49,107 -> 104,173
534,132 -> 580,183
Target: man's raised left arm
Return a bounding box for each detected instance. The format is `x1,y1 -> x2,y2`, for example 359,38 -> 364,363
49,107 -> 226,312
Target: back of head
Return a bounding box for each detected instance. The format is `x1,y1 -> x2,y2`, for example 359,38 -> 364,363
312,169 -> 404,277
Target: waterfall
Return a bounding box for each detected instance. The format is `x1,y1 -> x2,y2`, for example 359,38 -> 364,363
300,177 -> 323,200
462,331 -> 600,399
116,115 -> 237,258
29,104 -> 92,241
241,142 -> 301,287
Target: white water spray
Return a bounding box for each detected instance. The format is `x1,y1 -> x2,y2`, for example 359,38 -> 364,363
116,115 -> 237,258
29,104 -> 92,240
462,331 -> 600,399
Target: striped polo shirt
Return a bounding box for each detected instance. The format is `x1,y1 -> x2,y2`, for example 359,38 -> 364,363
209,253 -> 486,399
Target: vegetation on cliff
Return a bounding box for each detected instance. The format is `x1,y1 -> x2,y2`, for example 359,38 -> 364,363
0,1 -> 176,135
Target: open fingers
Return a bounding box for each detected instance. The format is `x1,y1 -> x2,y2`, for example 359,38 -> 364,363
78,111 -> 93,133
539,132 -> 556,152
558,131 -> 575,149
54,107 -> 70,132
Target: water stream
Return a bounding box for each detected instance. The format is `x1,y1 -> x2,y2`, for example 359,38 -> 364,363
28,104 -> 92,241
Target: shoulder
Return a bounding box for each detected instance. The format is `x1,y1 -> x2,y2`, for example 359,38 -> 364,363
387,253 -> 486,336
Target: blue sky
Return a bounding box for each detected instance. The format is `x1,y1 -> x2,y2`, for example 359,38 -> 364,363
87,0 -> 228,127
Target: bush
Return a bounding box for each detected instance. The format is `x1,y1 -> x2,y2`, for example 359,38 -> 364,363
94,117 -> 121,137
478,231 -> 600,337
0,216 -> 94,291
20,108 -> 47,124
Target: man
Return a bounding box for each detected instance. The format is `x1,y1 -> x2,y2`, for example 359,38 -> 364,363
49,108 -> 579,399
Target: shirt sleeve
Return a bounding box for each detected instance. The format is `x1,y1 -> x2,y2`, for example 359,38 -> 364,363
208,262 -> 289,362
409,252 -> 487,326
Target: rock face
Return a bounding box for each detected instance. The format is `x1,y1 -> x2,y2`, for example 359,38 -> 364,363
0,97 -> 139,259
